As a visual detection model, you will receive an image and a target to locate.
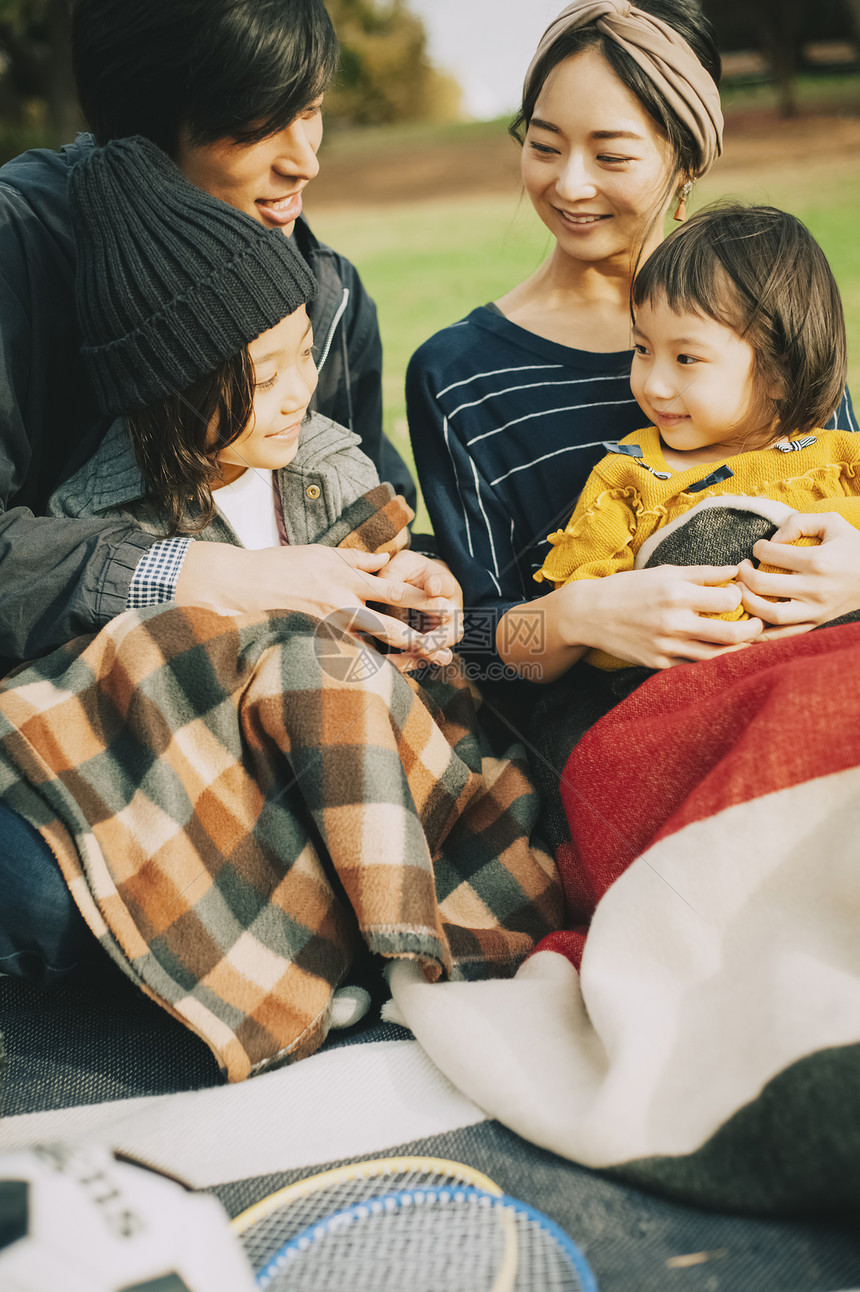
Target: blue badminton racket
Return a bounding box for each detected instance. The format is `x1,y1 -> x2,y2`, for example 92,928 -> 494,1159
254,1184 -> 597,1291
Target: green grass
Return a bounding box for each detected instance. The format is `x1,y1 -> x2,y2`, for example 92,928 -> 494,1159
311,168 -> 860,531
320,114 -> 515,156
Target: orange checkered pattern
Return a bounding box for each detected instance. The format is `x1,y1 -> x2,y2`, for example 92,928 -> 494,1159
0,497 -> 560,1081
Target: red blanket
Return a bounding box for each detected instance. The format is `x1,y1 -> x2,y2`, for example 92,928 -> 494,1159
542,621 -> 860,966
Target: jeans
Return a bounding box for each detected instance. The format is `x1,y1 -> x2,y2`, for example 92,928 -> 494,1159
0,800 -> 99,984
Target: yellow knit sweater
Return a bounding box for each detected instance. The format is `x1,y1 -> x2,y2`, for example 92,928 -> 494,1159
536,427 -> 860,668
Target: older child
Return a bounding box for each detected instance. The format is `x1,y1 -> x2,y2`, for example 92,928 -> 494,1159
526,204 -> 860,669
50,135 -> 456,669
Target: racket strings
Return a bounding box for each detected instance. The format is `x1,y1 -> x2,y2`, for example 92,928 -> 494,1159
235,1157 -> 501,1274
257,1187 -> 594,1292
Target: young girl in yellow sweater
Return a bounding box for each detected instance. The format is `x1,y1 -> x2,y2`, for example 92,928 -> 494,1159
535,204 -> 859,668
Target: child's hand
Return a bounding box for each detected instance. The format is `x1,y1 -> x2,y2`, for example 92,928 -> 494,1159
340,550 -> 463,668
736,511 -> 860,637
381,550 -> 464,659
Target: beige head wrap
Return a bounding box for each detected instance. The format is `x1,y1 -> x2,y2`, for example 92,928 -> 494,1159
524,0 -> 723,177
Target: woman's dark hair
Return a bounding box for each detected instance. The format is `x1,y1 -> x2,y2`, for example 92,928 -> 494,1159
128,348 -> 255,536
72,0 -> 339,154
631,204 -> 848,440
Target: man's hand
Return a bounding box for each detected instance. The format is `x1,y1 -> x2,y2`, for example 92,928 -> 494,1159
174,542 -> 457,660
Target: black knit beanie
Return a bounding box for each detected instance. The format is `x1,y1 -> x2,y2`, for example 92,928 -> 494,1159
69,135 -> 319,416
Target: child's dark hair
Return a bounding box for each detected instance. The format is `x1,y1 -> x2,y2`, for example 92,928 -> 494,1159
632,203 -> 848,441
510,0 -> 720,231
72,0 -> 339,154
128,351 -> 255,536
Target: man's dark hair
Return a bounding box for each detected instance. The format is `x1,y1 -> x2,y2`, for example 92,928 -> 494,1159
632,203 -> 848,441
72,0 -> 339,154
129,349 -> 255,536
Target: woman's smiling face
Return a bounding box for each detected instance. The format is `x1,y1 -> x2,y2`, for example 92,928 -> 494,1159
521,48 -> 679,269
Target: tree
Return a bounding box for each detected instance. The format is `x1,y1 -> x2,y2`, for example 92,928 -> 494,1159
843,0 -> 860,44
324,0 -> 460,126
704,0 -> 855,117
0,0 -> 459,158
0,0 -> 81,144
754,0 -> 806,117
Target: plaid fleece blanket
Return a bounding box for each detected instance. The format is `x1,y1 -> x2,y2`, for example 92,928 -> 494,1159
0,492 -> 560,1081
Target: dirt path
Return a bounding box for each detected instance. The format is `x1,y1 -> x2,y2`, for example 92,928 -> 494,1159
309,106 -> 860,210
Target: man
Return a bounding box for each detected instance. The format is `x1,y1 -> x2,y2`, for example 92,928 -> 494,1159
0,0 -> 417,672
0,0 -> 451,984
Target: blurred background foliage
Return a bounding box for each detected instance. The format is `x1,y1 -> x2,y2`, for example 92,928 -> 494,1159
0,0 -> 858,160
0,0 -> 465,157
711,0 -> 859,114
323,0 -> 461,126
0,0 -> 78,152
1,0 -> 857,533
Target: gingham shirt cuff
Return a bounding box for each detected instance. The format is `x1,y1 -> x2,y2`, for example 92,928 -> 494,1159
126,536 -> 194,609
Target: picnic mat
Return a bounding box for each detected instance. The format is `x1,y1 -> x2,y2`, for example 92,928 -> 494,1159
2,595 -> 860,1284
2,967 -> 860,1291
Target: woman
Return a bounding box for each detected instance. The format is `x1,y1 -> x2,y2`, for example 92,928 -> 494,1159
393,8 -> 860,1206
406,0 -> 859,683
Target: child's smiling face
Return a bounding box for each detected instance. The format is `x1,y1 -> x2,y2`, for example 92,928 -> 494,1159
631,295 -> 768,465
215,306 -> 318,487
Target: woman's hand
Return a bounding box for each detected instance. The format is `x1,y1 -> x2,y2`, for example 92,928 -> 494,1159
500,564 -> 765,682
736,511 -> 860,639
571,565 -> 766,669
